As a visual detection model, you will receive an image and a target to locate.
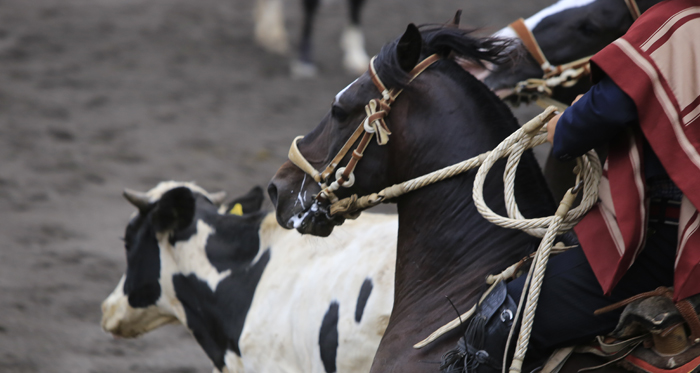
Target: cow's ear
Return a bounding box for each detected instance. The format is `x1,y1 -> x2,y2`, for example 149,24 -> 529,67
396,23 -> 422,72
152,187 -> 195,232
226,186 -> 265,215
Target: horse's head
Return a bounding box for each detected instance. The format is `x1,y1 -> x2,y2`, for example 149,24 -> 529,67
482,0 -> 659,99
269,23 -> 513,236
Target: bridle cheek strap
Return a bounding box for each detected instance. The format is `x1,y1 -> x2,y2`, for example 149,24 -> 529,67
287,53 -> 440,202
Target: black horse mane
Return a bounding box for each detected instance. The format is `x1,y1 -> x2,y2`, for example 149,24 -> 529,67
374,24 -> 517,90
375,23 -> 559,224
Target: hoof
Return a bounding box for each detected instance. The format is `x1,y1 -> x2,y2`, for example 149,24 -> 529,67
341,26 -> 369,76
254,0 -> 289,55
290,60 -> 318,79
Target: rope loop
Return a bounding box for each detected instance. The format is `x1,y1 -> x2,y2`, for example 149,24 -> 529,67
472,106 -> 601,238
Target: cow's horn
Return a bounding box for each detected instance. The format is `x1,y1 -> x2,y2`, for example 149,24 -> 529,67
123,188 -> 151,210
208,191 -> 227,205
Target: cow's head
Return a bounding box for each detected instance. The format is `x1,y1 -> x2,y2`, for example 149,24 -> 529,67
101,181 -> 263,339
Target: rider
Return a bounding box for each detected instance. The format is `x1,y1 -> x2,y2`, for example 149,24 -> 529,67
443,1 -> 700,371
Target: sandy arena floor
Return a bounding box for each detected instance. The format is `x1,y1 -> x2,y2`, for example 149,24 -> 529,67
0,0 -> 550,371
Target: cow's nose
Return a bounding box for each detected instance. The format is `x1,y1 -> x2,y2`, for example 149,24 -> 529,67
267,181 -> 279,208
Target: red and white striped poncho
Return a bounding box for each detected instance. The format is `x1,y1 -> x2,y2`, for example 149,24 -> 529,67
575,0 -> 700,302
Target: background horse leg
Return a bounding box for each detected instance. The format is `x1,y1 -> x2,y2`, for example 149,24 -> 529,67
291,0 -> 321,78
254,0 -> 290,55
341,0 -> 369,75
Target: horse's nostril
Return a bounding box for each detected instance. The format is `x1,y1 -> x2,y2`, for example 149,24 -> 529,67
267,182 -> 279,207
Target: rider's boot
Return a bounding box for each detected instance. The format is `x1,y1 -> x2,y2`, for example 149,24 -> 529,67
440,281 -> 517,373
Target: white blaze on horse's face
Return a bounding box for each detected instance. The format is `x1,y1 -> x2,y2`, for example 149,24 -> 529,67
335,78 -> 359,104
495,0 -> 598,38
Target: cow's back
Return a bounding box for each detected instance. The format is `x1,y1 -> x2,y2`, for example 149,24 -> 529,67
237,213 -> 397,372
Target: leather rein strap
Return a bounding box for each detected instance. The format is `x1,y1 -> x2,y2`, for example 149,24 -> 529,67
288,54 -> 440,203
624,0 -> 641,20
508,0 -> 641,77
509,18 -> 552,74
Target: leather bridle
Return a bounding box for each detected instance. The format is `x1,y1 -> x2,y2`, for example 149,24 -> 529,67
508,0 -> 641,78
288,54 -> 440,203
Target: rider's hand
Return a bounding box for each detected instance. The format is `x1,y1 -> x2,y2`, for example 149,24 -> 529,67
547,113 -> 562,144
547,94 -> 585,144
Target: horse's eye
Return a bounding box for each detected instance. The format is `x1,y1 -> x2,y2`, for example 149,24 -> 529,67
578,21 -> 600,37
331,105 -> 349,122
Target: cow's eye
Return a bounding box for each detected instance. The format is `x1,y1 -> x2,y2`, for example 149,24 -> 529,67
331,105 -> 349,122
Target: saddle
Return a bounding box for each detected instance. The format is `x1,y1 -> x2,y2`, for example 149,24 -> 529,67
543,289 -> 700,373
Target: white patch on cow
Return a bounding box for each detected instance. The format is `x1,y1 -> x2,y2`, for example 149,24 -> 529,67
495,0 -> 598,39
222,350 -> 244,373
157,240 -> 188,323
238,213 -> 396,372
335,78 -> 359,103
167,220 -> 231,292
340,26 -> 369,75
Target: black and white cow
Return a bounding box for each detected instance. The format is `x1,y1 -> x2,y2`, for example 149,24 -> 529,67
101,181 -> 396,373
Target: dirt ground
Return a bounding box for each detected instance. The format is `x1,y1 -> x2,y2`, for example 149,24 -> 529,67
0,0 -> 552,371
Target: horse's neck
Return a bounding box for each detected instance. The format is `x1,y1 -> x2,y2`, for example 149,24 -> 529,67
393,176 -> 538,308
387,73 -> 549,328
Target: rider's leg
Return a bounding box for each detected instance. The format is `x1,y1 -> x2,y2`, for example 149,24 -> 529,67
441,222 -> 675,373
508,221 -> 677,360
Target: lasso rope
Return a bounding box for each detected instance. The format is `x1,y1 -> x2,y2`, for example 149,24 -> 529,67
331,106 -> 602,373
471,107 -> 601,373
330,106 -> 600,223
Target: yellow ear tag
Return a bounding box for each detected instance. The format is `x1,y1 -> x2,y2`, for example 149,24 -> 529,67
229,203 -> 244,216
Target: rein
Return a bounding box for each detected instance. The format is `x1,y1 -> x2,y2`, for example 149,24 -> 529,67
288,54 -> 440,205
506,0 -> 641,109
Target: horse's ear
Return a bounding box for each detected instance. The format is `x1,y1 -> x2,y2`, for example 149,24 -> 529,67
448,10 -> 462,27
396,23 -> 422,72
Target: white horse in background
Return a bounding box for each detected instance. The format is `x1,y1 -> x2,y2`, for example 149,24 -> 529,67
254,0 -> 369,78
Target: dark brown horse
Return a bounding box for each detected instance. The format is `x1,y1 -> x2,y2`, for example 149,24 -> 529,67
268,23 -> 559,372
